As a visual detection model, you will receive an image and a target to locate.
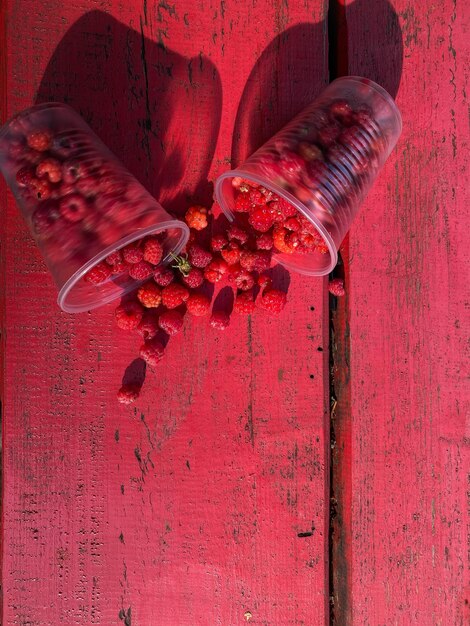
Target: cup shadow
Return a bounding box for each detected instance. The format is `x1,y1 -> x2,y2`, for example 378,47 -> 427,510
35,10 -> 222,217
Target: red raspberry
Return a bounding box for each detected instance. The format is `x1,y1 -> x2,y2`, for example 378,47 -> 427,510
16,167 -> 36,187
185,205 -> 209,230
329,99 -> 353,125
248,188 -> 266,206
328,278 -> 345,296
84,262 -> 112,285
181,267 -> 204,289
353,106 -> 373,127
211,234 -> 228,252
220,241 -> 241,266
31,202 -> 61,236
143,236 -> 163,265
62,160 -> 85,184
136,313 -> 160,340
137,282 -> 162,308
252,250 -> 271,272
115,301 -> 144,330
98,172 -> 127,196
106,249 -> 123,265
75,174 -> 100,197
257,274 -> 272,289
122,242 -> 144,264
249,205 -> 275,233
188,244 -> 212,268
233,290 -> 256,314
279,150 -> 305,183
153,266 -> 175,287
186,293 -> 211,317
260,288 -> 287,314
111,260 -> 127,274
259,186 -> 275,202
158,310 -> 184,336
59,193 -> 88,222
273,225 -> 295,254
234,269 -> 255,291
36,158 -> 62,183
239,251 -> 258,272
27,130 -> 52,152
31,178 -> 52,201
297,142 -> 324,162
161,283 -> 189,308
303,160 -> 328,188
227,224 -> 249,244
318,122 -> 341,148
210,311 -> 230,330
204,258 -> 228,283
128,260 -> 154,281
284,217 -> 301,231
234,192 -> 252,212
256,232 -> 274,250
117,383 -> 141,404
140,338 -> 165,367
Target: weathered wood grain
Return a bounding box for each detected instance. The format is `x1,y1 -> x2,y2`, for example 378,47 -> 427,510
0,1 -> 330,624
332,0 -> 469,623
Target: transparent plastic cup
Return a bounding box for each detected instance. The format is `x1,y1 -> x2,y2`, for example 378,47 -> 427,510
0,103 -> 189,312
215,76 -> 402,275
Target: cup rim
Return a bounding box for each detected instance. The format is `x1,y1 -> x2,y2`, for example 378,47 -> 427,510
57,219 -> 189,313
215,170 -> 338,276
0,101 -> 77,141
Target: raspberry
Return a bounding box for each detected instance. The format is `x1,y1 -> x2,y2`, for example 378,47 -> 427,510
257,274 -> 272,289
16,167 -> 35,187
153,266 -> 175,287
328,278 -> 345,297
181,267 -> 204,289
329,99 -> 353,125
278,150 -> 305,183
111,260 -> 127,274
260,288 -> 287,314
248,205 -> 275,232
31,202 -> 61,236
318,122 -> 341,148
143,237 -> 163,265
115,301 -> 144,330
252,250 -> 271,272
185,205 -> 209,230
59,193 -> 88,222
233,290 -> 256,314
221,241 -> 241,266
186,293 -> 211,317
122,242 -> 144,264
211,234 -> 228,252
188,244 -> 212,268
248,188 -> 266,206
136,313 -> 160,340
256,232 -> 274,250
284,217 -> 301,231
137,282 -> 162,308
239,251 -> 258,272
161,283 -> 189,308
234,192 -> 252,212
268,198 -> 298,223
353,106 -> 373,127
31,178 -> 52,201
98,172 -> 127,196
75,174 -> 100,197
204,258 -> 228,283
158,310 -> 184,335
128,260 -> 154,281
117,383 -> 141,404
273,225 -> 295,254
227,224 -> 249,244
297,142 -> 324,162
234,269 -> 255,291
106,249 -> 123,265
210,311 -> 230,330
27,130 -> 52,152
36,158 -> 62,183
140,338 -> 165,367
84,262 -> 112,285
303,160 -> 328,188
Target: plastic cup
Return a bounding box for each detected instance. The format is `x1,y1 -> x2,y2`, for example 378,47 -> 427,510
215,76 -> 402,275
0,103 -> 189,313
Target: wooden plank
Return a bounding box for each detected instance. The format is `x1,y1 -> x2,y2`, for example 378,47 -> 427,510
332,1 -> 470,623
0,1 -> 331,624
